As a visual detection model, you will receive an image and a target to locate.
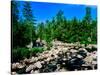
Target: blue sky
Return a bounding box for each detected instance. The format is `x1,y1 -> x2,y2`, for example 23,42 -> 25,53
18,1 -> 97,23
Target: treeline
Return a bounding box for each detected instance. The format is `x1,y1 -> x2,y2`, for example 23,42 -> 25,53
37,8 -> 97,45
11,1 -> 97,62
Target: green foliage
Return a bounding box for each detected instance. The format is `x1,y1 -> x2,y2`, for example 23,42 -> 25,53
36,8 -> 97,46
23,1 -> 36,42
12,2 -> 97,63
30,47 -> 44,56
12,48 -> 30,62
12,1 -> 36,48
37,22 -> 45,40
12,47 -> 44,62
84,7 -> 92,25
13,21 -> 36,47
23,2 -> 36,23
12,1 -> 20,48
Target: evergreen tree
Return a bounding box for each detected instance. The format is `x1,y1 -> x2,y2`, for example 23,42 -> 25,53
11,1 -> 20,48
37,22 -> 45,40
90,19 -> 97,44
54,10 -> 65,40
69,17 -> 79,42
81,7 -> 92,43
22,2 -> 36,46
23,2 -> 36,23
84,7 -> 92,25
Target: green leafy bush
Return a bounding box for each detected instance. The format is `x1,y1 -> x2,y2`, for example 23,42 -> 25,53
12,47 -> 45,62
30,47 -> 44,56
12,48 -> 30,62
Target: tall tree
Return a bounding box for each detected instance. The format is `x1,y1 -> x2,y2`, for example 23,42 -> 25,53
22,2 -> 36,46
69,17 -> 79,42
90,18 -> 97,44
54,10 -> 65,40
11,1 -> 20,48
83,7 -> 92,43
37,22 -> 45,40
84,7 -> 92,25
23,2 -> 36,23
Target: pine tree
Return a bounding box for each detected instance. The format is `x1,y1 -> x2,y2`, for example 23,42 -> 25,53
22,2 -> 36,46
11,1 -> 20,48
23,2 -> 36,23
54,10 -> 65,40
37,22 -> 45,40
84,7 -> 92,25
69,17 -> 79,42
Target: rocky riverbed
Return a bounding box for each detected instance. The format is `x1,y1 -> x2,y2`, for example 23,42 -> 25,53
11,41 -> 97,74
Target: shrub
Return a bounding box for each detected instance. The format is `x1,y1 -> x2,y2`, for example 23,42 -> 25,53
30,47 -> 44,56
12,47 -> 30,62
46,42 -> 53,50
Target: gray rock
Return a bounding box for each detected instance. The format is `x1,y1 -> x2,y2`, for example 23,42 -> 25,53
12,62 -> 24,70
34,61 -> 42,69
79,48 -> 87,53
30,70 -> 34,74
12,72 -> 17,75
77,54 -> 83,59
12,63 -> 17,70
26,65 -> 36,72
70,49 -> 78,53
34,70 -> 39,73
30,57 -> 38,63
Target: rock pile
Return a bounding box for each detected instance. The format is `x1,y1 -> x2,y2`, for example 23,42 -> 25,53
11,41 -> 97,74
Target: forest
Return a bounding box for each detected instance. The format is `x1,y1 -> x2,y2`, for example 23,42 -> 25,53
11,1 -> 97,74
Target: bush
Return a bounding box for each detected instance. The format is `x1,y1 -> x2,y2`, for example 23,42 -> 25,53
46,42 -> 53,50
30,47 -> 44,56
12,47 -> 30,62
12,47 -> 45,62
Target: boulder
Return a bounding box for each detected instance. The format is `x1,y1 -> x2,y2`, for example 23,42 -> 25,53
84,56 -> 93,64
12,72 -> 17,75
24,58 -> 31,64
34,70 -> 39,73
12,63 -> 17,70
86,44 -> 97,52
34,61 -> 42,69
59,68 -> 66,72
47,63 -> 57,72
77,54 -> 83,59
12,62 -> 25,70
30,70 -> 34,74
17,63 -> 25,69
26,65 -> 36,72
79,48 -> 88,53
30,57 -> 38,63
78,48 -> 87,58
30,70 -> 39,74
66,57 -> 85,71
92,61 -> 97,65
70,49 -> 78,53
